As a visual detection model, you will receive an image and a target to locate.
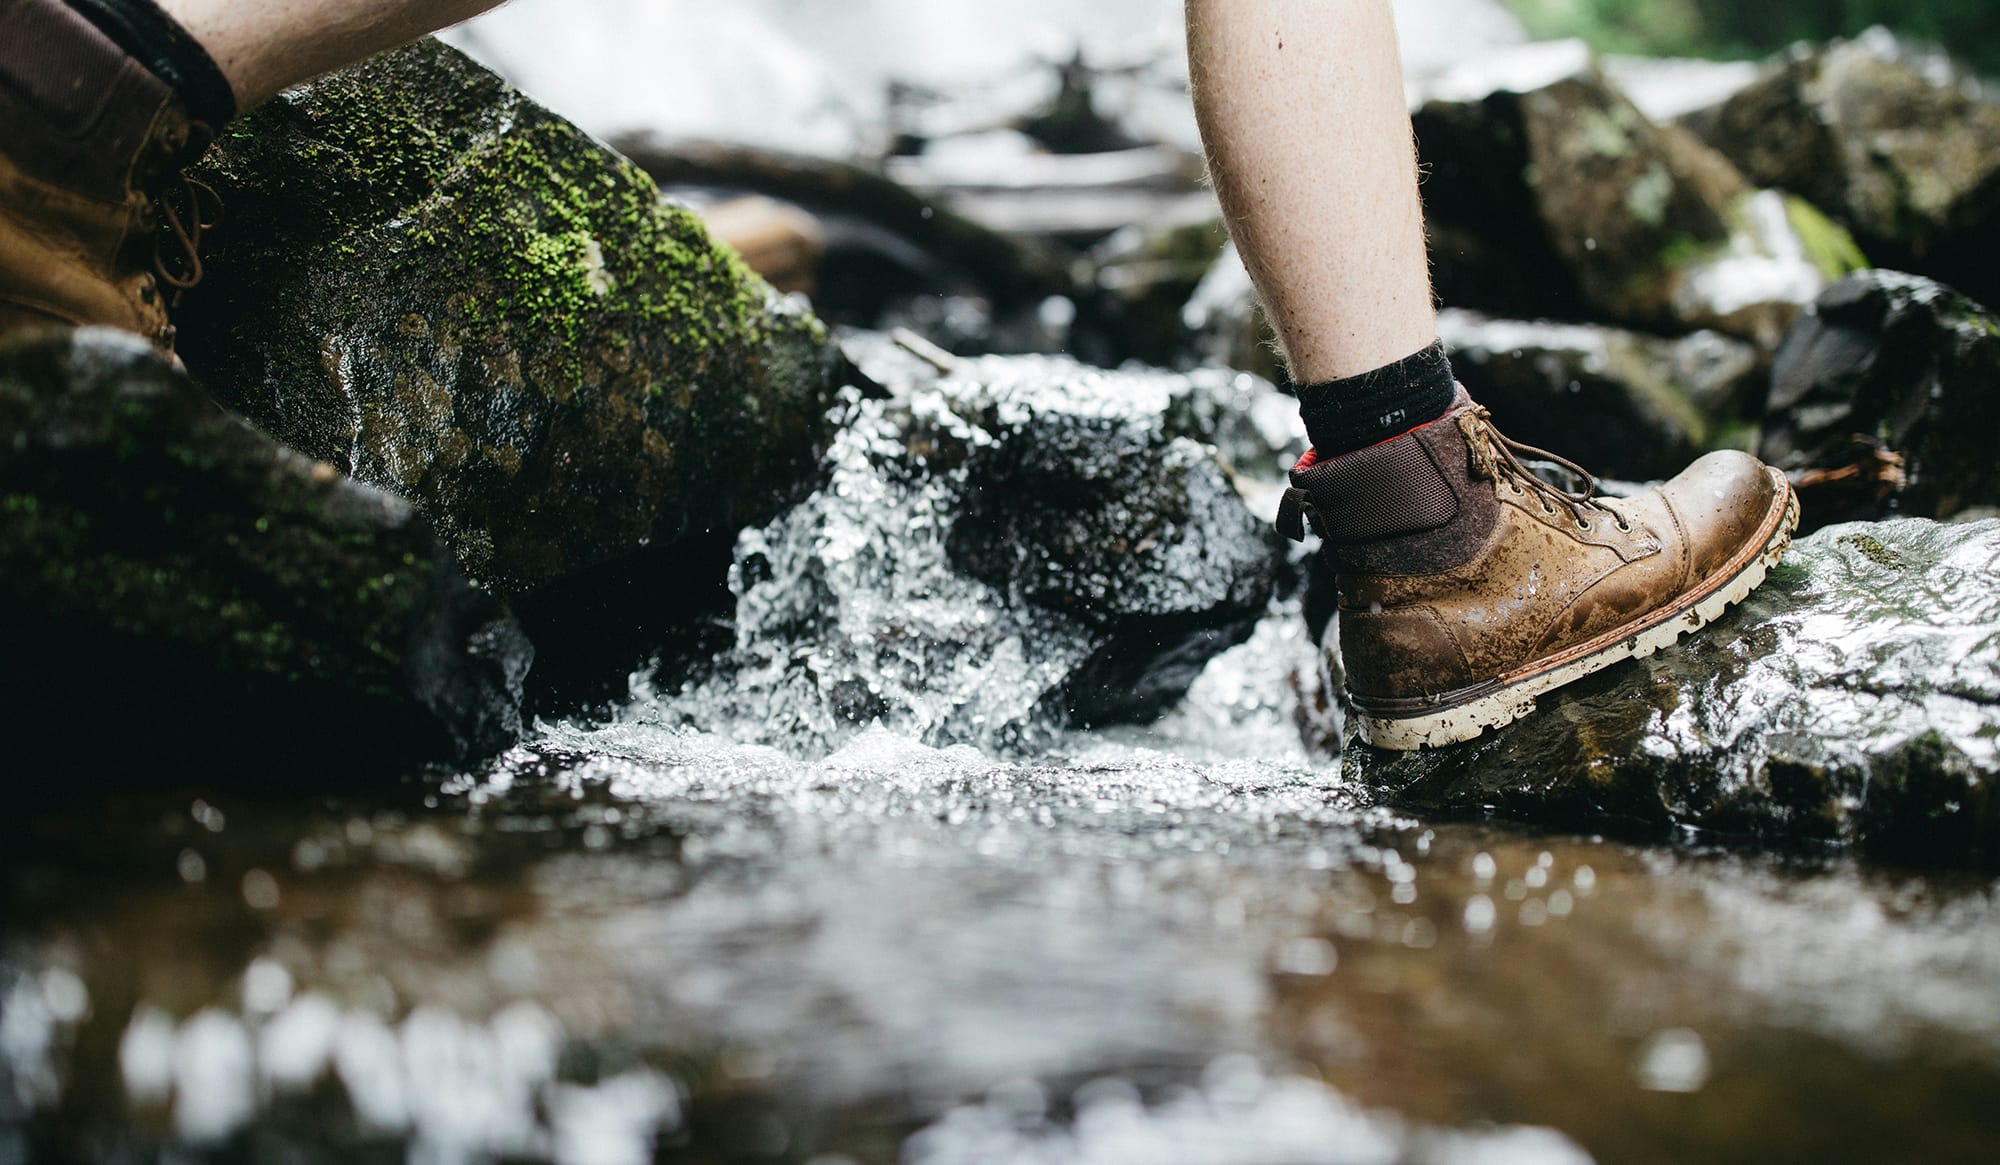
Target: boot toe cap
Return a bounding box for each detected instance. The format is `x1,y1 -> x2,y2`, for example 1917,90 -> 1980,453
1659,450 -> 1787,581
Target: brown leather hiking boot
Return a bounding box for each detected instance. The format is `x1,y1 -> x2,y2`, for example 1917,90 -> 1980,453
1279,389 -> 1799,750
0,0 -> 216,356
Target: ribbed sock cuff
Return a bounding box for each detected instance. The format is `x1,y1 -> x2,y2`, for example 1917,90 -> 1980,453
63,0 -> 236,135
1295,340 -> 1457,457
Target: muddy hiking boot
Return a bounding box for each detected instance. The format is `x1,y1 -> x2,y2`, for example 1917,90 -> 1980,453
1279,387 -> 1799,750
0,0 -> 225,358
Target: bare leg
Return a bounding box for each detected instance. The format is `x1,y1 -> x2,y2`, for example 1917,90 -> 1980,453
157,0 -> 509,109
1186,0 -> 1435,383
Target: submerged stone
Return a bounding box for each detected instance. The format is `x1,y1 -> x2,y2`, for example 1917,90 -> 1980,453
1762,270 -> 2000,529
1348,518 -> 2000,868
656,337 -> 1282,753
0,329 -> 531,780
175,39 -> 840,696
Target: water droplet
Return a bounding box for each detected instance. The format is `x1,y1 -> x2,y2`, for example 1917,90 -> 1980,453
1635,1028 -> 1711,1093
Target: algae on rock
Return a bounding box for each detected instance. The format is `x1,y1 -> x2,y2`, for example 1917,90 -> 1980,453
178,39 -> 841,602
0,329 -> 531,779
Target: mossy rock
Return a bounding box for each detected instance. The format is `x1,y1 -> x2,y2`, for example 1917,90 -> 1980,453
1415,42 -> 1861,347
177,38 -> 841,603
1347,519 -> 2000,868
1685,33 -> 2000,311
0,329 -> 531,782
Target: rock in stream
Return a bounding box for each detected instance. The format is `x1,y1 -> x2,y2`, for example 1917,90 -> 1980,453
0,330 -> 531,779
1762,270 -> 2000,529
653,336 -> 1285,752
176,38 -> 841,701
1351,518 -> 2000,868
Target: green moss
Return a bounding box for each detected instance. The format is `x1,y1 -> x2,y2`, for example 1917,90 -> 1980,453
1838,532 -> 1906,570
1783,196 -> 1869,280
1658,231 -> 1720,272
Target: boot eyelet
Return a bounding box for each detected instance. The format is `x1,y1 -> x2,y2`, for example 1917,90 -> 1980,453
1575,518 -> 1593,533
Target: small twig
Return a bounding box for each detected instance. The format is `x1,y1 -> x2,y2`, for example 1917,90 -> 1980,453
890,327 -> 962,374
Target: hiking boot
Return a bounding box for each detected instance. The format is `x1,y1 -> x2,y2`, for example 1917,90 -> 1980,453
1278,388 -> 1798,750
0,0 -> 217,356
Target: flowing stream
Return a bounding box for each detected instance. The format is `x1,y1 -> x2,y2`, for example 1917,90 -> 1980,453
6,602 -> 2000,1162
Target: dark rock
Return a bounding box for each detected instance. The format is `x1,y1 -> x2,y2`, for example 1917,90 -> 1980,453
1440,309 -> 1762,481
0,329 -> 531,781
1073,216 -> 1230,368
660,337 -> 1282,753
1414,42 -> 1863,348
1761,271 -> 2000,529
1685,31 -> 2000,310
1348,518 -> 2000,868
1181,242 -> 1288,388
176,41 -> 841,625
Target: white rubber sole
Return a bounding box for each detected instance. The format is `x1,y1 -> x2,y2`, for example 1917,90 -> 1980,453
1352,477 -> 1800,751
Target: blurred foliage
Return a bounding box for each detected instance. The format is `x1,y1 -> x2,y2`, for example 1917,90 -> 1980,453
1501,0 -> 2000,75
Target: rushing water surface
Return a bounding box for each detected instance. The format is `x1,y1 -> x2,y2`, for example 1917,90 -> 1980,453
6,597 -> 2000,1163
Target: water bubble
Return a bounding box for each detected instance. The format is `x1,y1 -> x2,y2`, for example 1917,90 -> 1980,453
1548,890 -> 1575,918
241,959 -> 293,1015
1525,866 -> 1548,890
1635,1028 -> 1711,1093
1471,853 -> 1496,883
240,869 -> 281,910
176,849 -> 206,883
1463,895 -> 1497,934
1272,937 -> 1338,976
1573,865 -> 1598,895
39,969 -> 88,1024
118,1005 -> 176,1103
190,799 -> 225,832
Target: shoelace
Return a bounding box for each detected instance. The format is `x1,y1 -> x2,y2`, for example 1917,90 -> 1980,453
1275,407 -> 1629,544
151,172 -> 224,305
1458,407 -> 1628,534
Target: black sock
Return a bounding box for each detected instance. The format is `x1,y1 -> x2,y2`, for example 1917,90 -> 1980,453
1295,340 -> 1457,457
62,0 -> 236,135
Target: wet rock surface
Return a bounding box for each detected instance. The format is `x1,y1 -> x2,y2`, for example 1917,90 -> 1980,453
178,40 -> 841,608
0,330 -> 530,778
651,336 -> 1282,753
1761,270 -> 2000,530
1686,31 -> 2000,311
1439,309 -> 1760,480
1351,519 -> 2000,868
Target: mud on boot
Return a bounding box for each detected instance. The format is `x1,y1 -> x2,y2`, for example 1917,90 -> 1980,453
0,0 -> 224,357
1279,388 -> 1798,750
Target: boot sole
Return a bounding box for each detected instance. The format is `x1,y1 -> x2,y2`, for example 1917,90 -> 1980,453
1351,470 -> 1799,751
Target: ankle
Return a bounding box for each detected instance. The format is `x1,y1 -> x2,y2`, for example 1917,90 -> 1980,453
61,0 -> 236,141
1294,340 -> 1458,457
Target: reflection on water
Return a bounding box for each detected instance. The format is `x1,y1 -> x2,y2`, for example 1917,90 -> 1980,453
6,596 -> 2000,1162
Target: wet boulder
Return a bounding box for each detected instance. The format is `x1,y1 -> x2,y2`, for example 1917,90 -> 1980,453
1440,309 -> 1761,481
662,336 -> 1282,753
1414,41 -> 1865,348
176,39 -> 841,697
1349,518 -> 2000,868
0,329 -> 531,781
1761,271 -> 2000,530
1684,31 -> 2000,311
